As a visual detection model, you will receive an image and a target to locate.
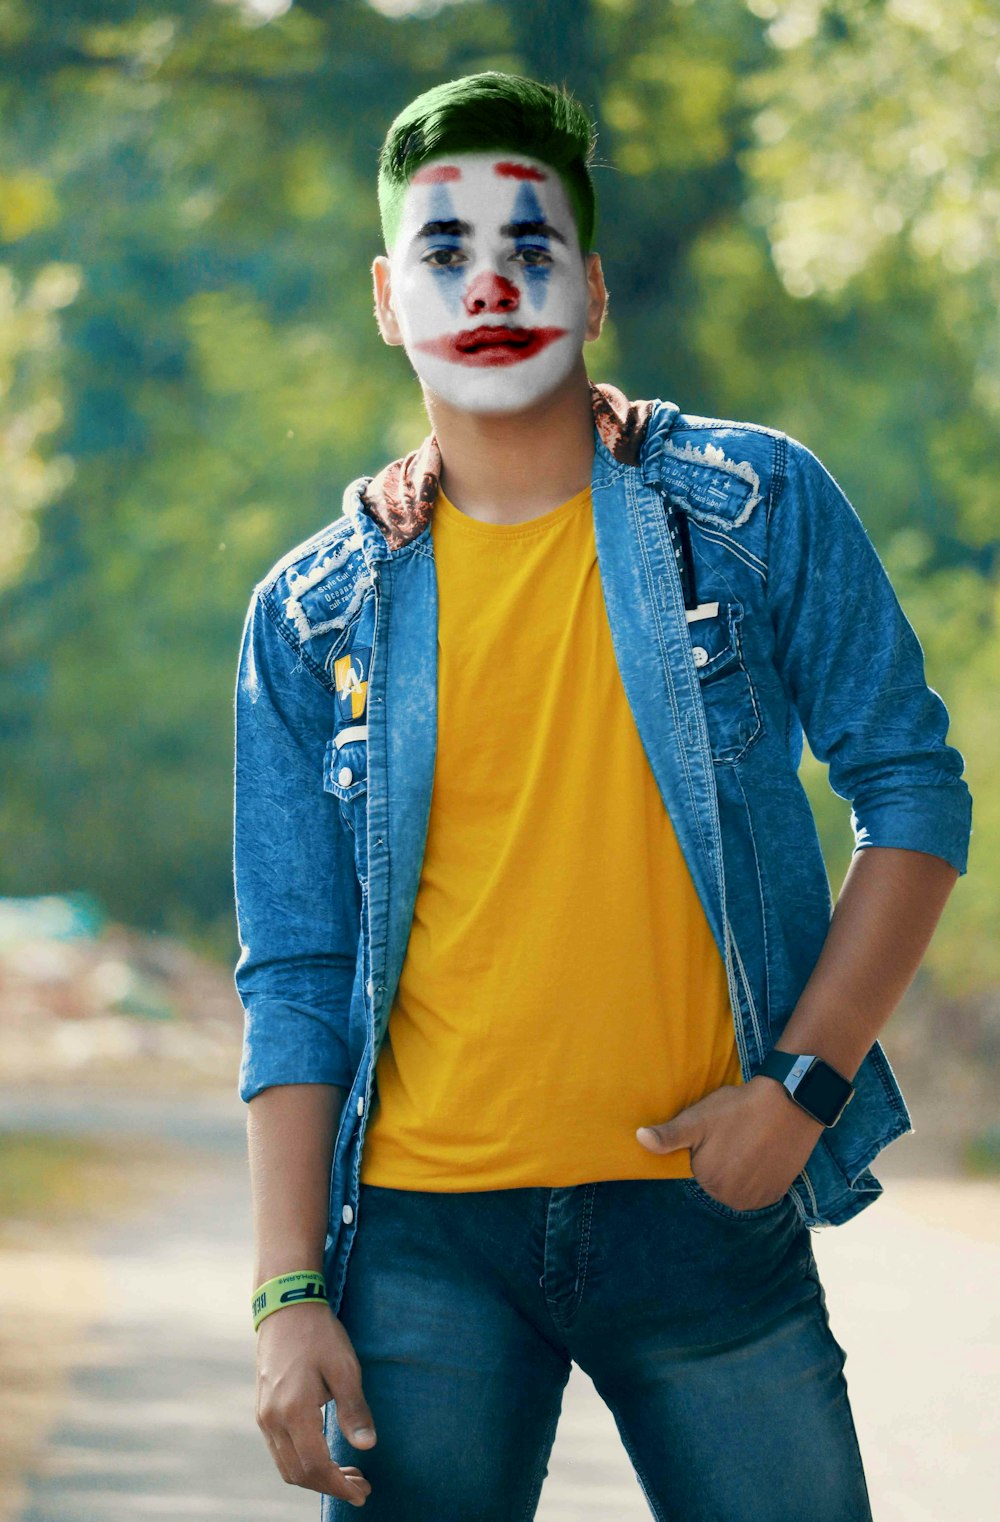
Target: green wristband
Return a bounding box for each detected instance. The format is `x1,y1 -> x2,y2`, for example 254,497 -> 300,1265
252,1270 -> 329,1332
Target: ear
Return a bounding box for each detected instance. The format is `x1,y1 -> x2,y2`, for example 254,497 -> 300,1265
372,255 -> 404,347
584,252 -> 608,343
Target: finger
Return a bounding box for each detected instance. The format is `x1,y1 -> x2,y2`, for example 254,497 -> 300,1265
285,1405 -> 372,1502
637,1089 -> 719,1153
259,1420 -> 296,1485
636,1115 -> 695,1152
325,1364 -> 377,1450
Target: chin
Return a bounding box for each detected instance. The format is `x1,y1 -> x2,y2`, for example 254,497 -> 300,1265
418,357 -> 581,418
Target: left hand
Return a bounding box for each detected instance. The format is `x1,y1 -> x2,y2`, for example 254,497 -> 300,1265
635,1076 -> 825,1212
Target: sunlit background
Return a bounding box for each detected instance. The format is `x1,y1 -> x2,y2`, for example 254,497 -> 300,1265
1,3 -> 998,1519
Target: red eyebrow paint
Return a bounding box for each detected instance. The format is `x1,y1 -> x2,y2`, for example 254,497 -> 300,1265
412,164 -> 462,184
494,161 -> 547,180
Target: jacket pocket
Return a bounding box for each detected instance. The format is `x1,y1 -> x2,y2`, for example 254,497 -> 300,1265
323,734 -> 369,845
688,600 -> 763,763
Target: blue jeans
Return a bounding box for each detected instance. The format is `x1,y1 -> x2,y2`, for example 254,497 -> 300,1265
322,1178 -> 873,1521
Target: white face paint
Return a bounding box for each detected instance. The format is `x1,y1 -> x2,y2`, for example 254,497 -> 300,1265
385,150 -> 590,415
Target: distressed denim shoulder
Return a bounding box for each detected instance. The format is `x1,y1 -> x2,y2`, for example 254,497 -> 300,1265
253,505 -> 379,693
642,411 -> 783,593
647,409 -> 783,526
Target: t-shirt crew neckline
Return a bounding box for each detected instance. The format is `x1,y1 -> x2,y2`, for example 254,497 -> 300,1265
434,482 -> 592,540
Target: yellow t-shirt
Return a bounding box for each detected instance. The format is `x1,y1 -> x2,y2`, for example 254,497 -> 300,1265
359,482 -> 742,1190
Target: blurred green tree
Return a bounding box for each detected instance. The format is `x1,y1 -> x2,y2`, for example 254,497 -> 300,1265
0,0 -> 993,995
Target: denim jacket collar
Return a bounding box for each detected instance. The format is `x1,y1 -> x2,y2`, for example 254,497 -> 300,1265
356,380 -> 662,553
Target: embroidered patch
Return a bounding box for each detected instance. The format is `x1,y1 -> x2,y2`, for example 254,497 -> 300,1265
334,649 -> 370,723
661,439 -> 761,528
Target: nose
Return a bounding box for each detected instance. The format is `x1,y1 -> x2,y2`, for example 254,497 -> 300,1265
464,271 -> 520,316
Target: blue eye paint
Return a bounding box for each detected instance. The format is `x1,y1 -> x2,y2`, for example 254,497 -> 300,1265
423,183 -> 465,315
510,182 -> 552,311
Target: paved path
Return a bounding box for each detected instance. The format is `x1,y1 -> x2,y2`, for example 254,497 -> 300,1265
2,1085 -> 998,1521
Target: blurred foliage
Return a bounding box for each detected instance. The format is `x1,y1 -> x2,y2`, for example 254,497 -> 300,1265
964,1127 -> 1000,1178
0,1131 -> 138,1221
0,0 -> 995,995
0,262 -> 79,586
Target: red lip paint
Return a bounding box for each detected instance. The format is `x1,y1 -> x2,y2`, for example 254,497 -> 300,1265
415,326 -> 568,366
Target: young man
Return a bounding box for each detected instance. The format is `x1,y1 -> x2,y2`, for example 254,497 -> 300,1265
233,72 -> 972,1520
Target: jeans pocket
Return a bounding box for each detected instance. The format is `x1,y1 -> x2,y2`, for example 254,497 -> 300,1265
682,1176 -> 791,1222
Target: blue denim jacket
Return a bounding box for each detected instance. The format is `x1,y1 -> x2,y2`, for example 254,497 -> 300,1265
233,381 -> 972,1311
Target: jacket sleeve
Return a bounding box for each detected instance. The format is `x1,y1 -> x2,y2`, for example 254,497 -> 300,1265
232,585 -> 361,1102
765,436 -> 973,876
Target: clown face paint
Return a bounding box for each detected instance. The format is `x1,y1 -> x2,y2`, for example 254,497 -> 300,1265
384,151 -> 592,415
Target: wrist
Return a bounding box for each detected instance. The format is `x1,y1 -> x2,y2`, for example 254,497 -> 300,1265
753,1049 -> 855,1129
252,1268 -> 330,1332
254,1251 -> 325,1284
747,1073 -> 824,1136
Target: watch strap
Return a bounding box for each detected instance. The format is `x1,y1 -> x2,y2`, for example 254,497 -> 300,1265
759,1050 -> 816,1089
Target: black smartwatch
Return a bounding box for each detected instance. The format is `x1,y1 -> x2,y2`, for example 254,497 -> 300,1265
758,1050 -> 855,1128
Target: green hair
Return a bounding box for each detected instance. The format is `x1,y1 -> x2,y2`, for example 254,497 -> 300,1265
377,71 -> 599,257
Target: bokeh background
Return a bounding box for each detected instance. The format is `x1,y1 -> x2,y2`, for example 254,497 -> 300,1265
1,3 -> 998,1519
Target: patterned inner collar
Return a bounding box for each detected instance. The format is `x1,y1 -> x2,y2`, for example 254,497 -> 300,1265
360,380 -> 654,550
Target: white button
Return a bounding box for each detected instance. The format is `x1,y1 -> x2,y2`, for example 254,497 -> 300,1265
342,1204 -> 354,1225
356,1096 -> 365,1117
337,766 -> 353,786
692,646 -> 709,668
366,978 -> 374,997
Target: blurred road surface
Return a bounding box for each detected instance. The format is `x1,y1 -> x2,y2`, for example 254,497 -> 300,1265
1,1084 -> 997,1522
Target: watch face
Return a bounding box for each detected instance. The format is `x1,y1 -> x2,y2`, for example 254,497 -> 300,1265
793,1060 -> 854,1125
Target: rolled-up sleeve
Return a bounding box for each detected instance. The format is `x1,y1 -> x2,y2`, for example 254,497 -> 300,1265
232,586 -> 361,1102
766,438 -> 973,876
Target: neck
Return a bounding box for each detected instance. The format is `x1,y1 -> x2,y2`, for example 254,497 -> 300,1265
424,358 -> 596,526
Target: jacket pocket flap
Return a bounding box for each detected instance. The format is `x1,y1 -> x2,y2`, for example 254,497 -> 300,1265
323,733 -> 368,799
